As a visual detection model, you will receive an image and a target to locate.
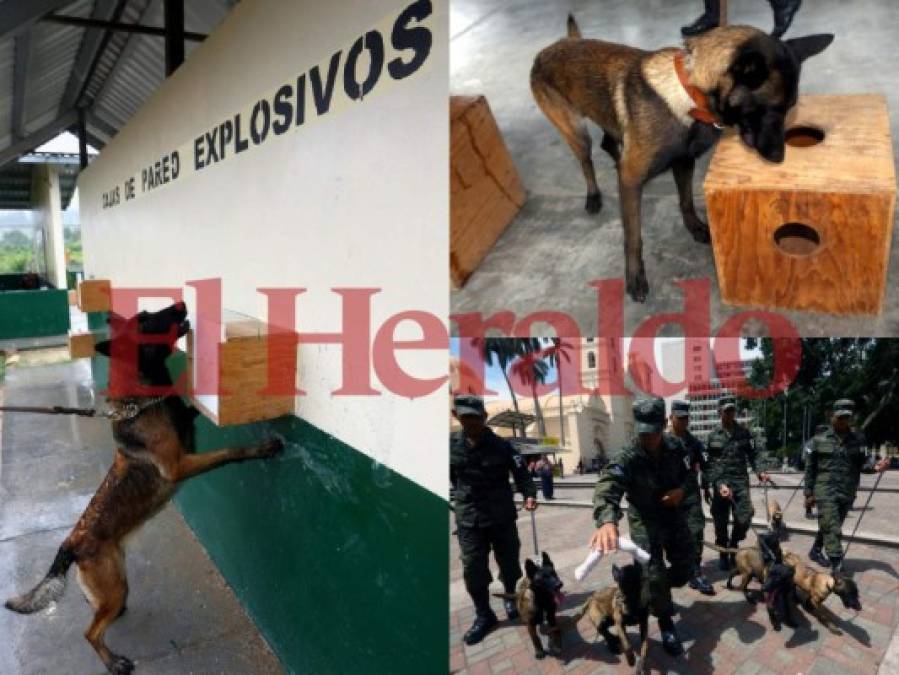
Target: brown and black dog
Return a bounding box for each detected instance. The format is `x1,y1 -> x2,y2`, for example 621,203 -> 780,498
531,15 -> 833,301
571,563 -> 649,671
705,530 -> 783,603
5,303 -> 283,674
783,549 -> 862,634
496,552 -> 565,659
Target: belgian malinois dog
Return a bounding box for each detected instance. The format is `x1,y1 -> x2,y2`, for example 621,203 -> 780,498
767,498 -> 786,538
531,15 -> 833,301
783,549 -> 861,634
571,563 -> 649,672
496,552 -> 565,659
705,530 -> 783,603
4,302 -> 283,674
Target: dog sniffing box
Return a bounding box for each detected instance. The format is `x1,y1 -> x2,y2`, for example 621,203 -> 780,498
704,94 -> 895,315
450,95 -> 526,289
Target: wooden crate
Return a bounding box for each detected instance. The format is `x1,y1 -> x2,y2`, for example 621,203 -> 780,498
704,94 -> 895,315
77,279 -> 111,312
451,95 -> 526,289
68,331 -> 95,358
187,318 -> 296,427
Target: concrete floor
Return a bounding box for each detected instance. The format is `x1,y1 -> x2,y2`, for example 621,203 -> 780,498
450,0 -> 899,337
0,359 -> 281,674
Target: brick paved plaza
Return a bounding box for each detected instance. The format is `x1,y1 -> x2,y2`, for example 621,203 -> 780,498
450,475 -> 899,675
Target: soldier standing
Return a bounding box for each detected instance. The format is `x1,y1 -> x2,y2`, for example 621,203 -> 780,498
589,398 -> 694,656
706,395 -> 770,571
805,399 -> 890,572
450,395 -> 538,645
669,400 -> 715,595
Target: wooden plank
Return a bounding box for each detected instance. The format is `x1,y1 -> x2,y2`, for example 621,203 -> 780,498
77,279 -> 111,312
68,331 -> 96,358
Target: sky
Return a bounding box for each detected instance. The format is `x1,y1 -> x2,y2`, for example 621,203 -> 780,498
451,337 -> 761,401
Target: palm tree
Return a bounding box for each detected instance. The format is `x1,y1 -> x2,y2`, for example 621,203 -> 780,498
512,342 -> 551,438
544,338 -> 573,447
472,337 -> 531,437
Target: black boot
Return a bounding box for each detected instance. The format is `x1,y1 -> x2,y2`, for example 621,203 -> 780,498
658,615 -> 684,657
719,552 -> 731,571
503,598 -> 519,621
809,545 -> 829,568
464,589 -> 498,645
681,0 -> 720,37
770,0 -> 802,39
688,566 -> 716,595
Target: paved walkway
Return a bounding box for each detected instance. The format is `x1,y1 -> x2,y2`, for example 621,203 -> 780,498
0,358 -> 282,674
450,504 -> 899,674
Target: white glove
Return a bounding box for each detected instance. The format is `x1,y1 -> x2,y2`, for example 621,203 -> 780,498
574,536 -> 651,582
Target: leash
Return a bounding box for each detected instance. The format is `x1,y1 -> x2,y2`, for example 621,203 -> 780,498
842,468 -> 885,561
530,508 -> 539,559
0,397 -> 167,422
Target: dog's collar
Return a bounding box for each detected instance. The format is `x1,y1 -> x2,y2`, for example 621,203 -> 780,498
106,396 -> 167,421
674,51 -> 721,128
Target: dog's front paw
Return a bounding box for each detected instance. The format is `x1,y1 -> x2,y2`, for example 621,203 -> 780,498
585,192 -> 603,214
108,654 -> 134,674
256,437 -> 284,458
685,216 -> 711,244
625,651 -> 636,666
534,649 -> 546,660
626,267 -> 649,303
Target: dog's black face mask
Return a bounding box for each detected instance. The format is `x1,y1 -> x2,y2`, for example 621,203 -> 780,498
612,563 -> 644,615
95,302 -> 190,387
718,33 -> 833,163
833,575 -> 862,611
526,552 -> 564,608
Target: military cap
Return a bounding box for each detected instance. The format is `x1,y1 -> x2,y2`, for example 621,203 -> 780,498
671,400 -> 691,417
454,394 -> 486,417
832,399 -> 855,417
718,395 -> 737,411
633,397 -> 665,433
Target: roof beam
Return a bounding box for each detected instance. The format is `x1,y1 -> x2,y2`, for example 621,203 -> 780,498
0,110 -> 78,171
12,30 -> 32,140
42,14 -> 207,41
58,0 -> 127,114
0,0 -> 73,40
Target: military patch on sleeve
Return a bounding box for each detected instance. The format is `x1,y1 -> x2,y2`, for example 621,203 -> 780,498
702,451 -> 710,463
513,454 -> 525,469
805,443 -> 815,455
608,464 -> 626,478
683,454 -> 692,471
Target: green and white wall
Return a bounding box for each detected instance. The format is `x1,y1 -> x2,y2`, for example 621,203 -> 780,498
78,1 -> 448,672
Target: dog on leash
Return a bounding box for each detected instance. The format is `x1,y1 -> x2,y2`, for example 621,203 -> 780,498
783,549 -> 861,634
4,303 -> 283,674
495,552 -> 565,659
571,563 -> 649,671
531,15 -> 833,301
705,530 -> 783,603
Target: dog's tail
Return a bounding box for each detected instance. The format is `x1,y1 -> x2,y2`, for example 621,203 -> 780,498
491,592 -> 517,600
5,546 -> 75,614
704,541 -> 740,554
567,14 -> 582,39
566,597 -> 593,626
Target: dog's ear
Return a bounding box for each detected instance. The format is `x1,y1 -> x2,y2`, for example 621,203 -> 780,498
94,340 -> 112,357
730,48 -> 769,90
542,551 -> 552,567
525,559 -> 538,579
785,34 -> 834,63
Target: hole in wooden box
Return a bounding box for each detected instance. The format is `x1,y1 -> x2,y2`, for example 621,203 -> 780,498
785,125 -> 825,147
773,222 -> 821,257
186,310 -> 296,427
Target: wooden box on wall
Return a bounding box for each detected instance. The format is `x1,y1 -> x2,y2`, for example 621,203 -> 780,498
68,331 -> 95,358
187,317 -> 296,427
77,279 -> 111,312
704,94 -> 895,315
450,95 -> 526,289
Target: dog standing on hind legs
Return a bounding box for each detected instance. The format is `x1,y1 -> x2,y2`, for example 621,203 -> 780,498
4,302 -> 283,674
530,14 -> 832,302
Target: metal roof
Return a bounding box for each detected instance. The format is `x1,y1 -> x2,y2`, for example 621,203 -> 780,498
0,0 -> 238,172
0,160 -> 80,210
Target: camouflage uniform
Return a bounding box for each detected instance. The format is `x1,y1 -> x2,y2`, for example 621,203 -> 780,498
593,400 -> 695,620
450,426 -> 536,614
674,422 -> 710,568
805,400 -> 867,566
706,397 -> 759,556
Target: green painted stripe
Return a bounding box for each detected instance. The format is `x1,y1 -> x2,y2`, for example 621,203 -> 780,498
0,289 -> 70,339
91,352 -> 448,674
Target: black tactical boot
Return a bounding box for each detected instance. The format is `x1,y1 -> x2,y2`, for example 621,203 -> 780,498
463,611 -> 498,645
681,0 -> 720,37
658,616 -> 684,657
770,0 -> 802,39
809,545 -> 829,568
829,554 -> 844,575
503,598 -> 519,621
719,552 -> 731,571
688,566 -> 716,595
